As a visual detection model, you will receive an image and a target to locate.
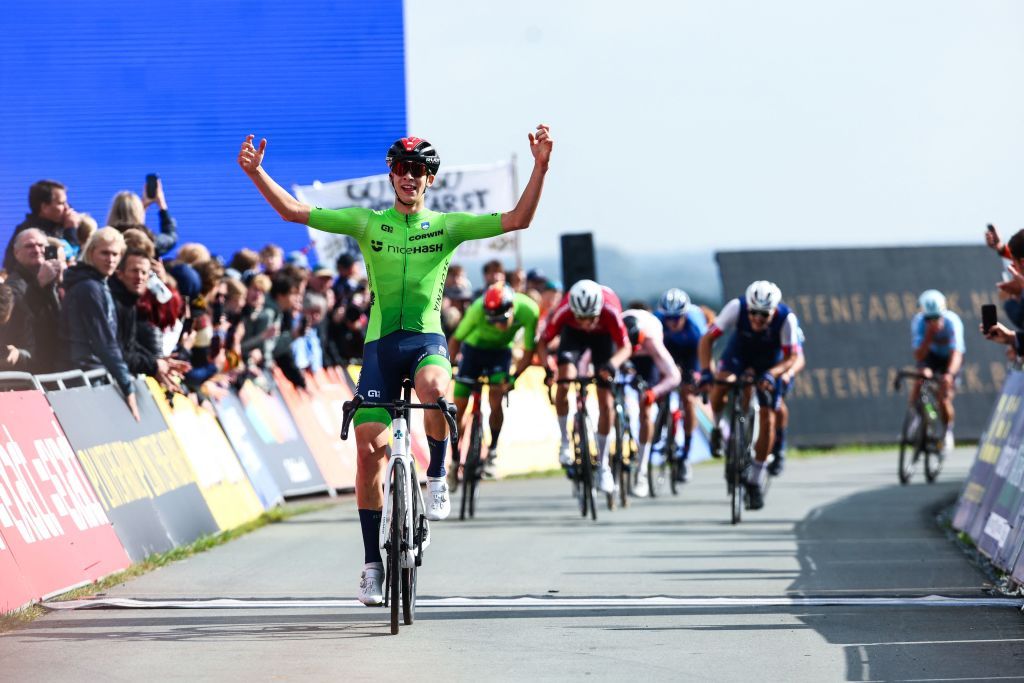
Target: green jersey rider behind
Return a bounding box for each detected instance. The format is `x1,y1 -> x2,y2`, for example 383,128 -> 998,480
448,283 -> 540,483
237,124 -> 553,607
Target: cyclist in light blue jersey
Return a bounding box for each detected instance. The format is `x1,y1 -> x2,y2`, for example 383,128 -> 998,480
910,289 -> 964,455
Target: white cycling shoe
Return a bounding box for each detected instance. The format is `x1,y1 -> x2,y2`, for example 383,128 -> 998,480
942,429 -> 954,456
598,466 -> 615,494
633,470 -> 650,498
558,442 -> 573,467
358,563 -> 384,606
426,476 -> 451,521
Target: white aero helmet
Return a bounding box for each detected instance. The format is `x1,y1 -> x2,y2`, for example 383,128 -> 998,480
657,288 -> 691,317
745,280 -> 782,313
568,279 -> 603,317
919,289 -> 947,318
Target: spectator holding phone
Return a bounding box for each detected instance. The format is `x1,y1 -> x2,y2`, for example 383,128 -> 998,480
106,177 -> 179,257
4,180 -> 85,270
59,228 -> 140,420
0,228 -> 64,372
985,225 -> 1024,329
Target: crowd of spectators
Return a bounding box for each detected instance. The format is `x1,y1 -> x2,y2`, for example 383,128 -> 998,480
0,178 -> 565,416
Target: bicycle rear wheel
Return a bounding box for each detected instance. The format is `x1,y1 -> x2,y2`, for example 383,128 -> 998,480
666,416 -> 679,496
402,463 -> 418,625
389,461 -> 405,635
461,414 -> 483,520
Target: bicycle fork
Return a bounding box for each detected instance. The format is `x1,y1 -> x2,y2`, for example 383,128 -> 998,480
379,416 -> 430,569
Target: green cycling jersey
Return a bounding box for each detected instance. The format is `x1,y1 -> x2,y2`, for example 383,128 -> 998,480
307,206 -> 503,342
453,292 -> 540,351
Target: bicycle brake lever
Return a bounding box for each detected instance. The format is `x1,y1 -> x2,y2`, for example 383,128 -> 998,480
437,398 -> 459,448
340,395 -> 364,440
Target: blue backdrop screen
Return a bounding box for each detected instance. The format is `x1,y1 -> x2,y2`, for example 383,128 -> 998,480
0,1 -> 406,264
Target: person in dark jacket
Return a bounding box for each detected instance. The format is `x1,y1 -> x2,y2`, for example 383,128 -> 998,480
109,247 -> 190,390
58,228 -> 139,420
3,180 -> 85,270
0,228 -> 65,372
0,284 -> 31,370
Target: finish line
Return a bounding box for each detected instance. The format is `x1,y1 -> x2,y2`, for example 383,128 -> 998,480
42,595 -> 1024,611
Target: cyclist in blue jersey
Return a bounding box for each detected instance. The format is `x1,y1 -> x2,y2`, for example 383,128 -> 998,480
910,289 -> 964,455
698,281 -> 803,510
652,288 -> 708,485
238,124 -> 552,606
767,315 -> 806,476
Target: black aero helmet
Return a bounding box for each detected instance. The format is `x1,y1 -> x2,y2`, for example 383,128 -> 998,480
385,136 -> 440,175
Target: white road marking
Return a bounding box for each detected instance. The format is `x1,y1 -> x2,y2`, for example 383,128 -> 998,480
41,595 -> 1024,611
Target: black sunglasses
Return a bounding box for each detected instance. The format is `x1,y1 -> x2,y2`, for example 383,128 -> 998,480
749,310 -> 771,319
391,160 -> 429,178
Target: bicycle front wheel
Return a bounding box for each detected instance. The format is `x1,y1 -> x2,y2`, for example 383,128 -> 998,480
898,406 -> 919,485
577,416 -> 597,521
728,413 -> 744,525
389,460 -> 406,635
402,464 -> 418,625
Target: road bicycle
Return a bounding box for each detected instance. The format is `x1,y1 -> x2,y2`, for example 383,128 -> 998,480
707,376 -> 762,525
611,364 -> 644,508
894,370 -> 945,485
552,376 -> 600,520
340,379 -> 459,635
449,373 -> 518,520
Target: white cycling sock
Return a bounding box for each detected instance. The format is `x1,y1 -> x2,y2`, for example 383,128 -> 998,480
597,433 -> 610,469
638,442 -> 652,470
558,414 -> 569,445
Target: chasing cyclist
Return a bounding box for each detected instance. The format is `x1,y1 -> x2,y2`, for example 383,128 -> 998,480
653,288 -> 709,486
448,282 -> 540,482
698,281 -> 803,510
768,316 -> 806,476
539,279 -> 631,495
238,124 -> 552,606
910,289 -> 963,455
621,307 -> 681,497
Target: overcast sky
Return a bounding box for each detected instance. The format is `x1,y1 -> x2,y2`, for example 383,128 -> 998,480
406,1 -> 1024,259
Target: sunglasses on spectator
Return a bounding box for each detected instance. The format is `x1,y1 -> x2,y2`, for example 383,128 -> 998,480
391,161 -> 429,178
749,310 -> 771,319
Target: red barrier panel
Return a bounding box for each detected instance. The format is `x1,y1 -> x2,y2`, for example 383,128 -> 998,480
0,391 -> 130,609
0,531 -> 33,613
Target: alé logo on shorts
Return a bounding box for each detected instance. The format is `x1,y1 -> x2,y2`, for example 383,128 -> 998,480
368,390 -> 381,398
371,240 -> 384,252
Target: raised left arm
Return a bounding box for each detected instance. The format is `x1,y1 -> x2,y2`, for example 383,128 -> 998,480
501,124 -> 552,232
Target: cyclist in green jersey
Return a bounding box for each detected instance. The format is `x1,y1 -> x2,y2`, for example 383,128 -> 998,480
238,124 -> 552,606
448,283 -> 540,481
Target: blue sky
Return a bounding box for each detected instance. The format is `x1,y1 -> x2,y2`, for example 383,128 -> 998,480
406,1 -> 1024,259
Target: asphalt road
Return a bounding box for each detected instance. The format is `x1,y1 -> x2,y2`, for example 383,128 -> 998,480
3,448 -> 1023,682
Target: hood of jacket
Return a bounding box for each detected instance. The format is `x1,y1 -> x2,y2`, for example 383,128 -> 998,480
63,262 -> 106,291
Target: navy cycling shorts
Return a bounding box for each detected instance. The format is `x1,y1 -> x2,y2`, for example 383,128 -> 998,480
355,331 -> 450,425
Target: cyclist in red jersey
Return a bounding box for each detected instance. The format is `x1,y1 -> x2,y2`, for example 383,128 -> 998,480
538,279 -> 631,494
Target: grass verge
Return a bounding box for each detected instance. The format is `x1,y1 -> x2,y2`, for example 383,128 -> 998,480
0,501 -> 329,634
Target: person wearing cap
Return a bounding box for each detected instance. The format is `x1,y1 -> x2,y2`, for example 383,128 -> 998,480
910,289 -> 964,456
447,283 -> 539,485
238,123 -> 552,607
698,281 -> 804,510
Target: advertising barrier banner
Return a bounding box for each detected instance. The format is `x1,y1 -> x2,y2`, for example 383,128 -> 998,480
0,533 -> 33,613
48,378 -> 220,561
952,372 -> 1024,542
717,246 -> 1008,445
0,390 -> 130,606
213,392 -> 285,510
272,367 -> 356,490
145,379 -> 264,531
235,378 -> 329,497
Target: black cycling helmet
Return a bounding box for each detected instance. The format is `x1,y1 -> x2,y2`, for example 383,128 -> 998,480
385,136 -> 441,175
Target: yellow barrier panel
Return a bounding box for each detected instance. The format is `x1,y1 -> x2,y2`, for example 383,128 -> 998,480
145,379 -> 264,530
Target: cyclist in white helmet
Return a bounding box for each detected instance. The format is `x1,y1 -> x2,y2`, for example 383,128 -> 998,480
538,279 -> 632,494
910,289 -> 964,455
698,280 -> 804,510
651,288 -> 709,487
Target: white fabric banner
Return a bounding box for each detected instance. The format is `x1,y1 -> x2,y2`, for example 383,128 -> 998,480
293,160 -> 520,269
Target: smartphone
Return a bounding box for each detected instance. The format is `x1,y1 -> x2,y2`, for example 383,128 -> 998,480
44,245 -> 58,260
987,223 -> 996,234
982,304 -> 998,333
145,173 -> 159,199
181,317 -> 194,334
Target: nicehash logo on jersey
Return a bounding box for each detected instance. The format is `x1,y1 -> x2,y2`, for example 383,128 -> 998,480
386,243 -> 443,255
371,240 -> 383,252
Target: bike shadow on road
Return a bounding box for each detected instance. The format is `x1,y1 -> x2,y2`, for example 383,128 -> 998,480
786,478 -> 1024,681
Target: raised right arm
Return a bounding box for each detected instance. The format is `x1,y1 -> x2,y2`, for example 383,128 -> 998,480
238,135 -> 311,224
